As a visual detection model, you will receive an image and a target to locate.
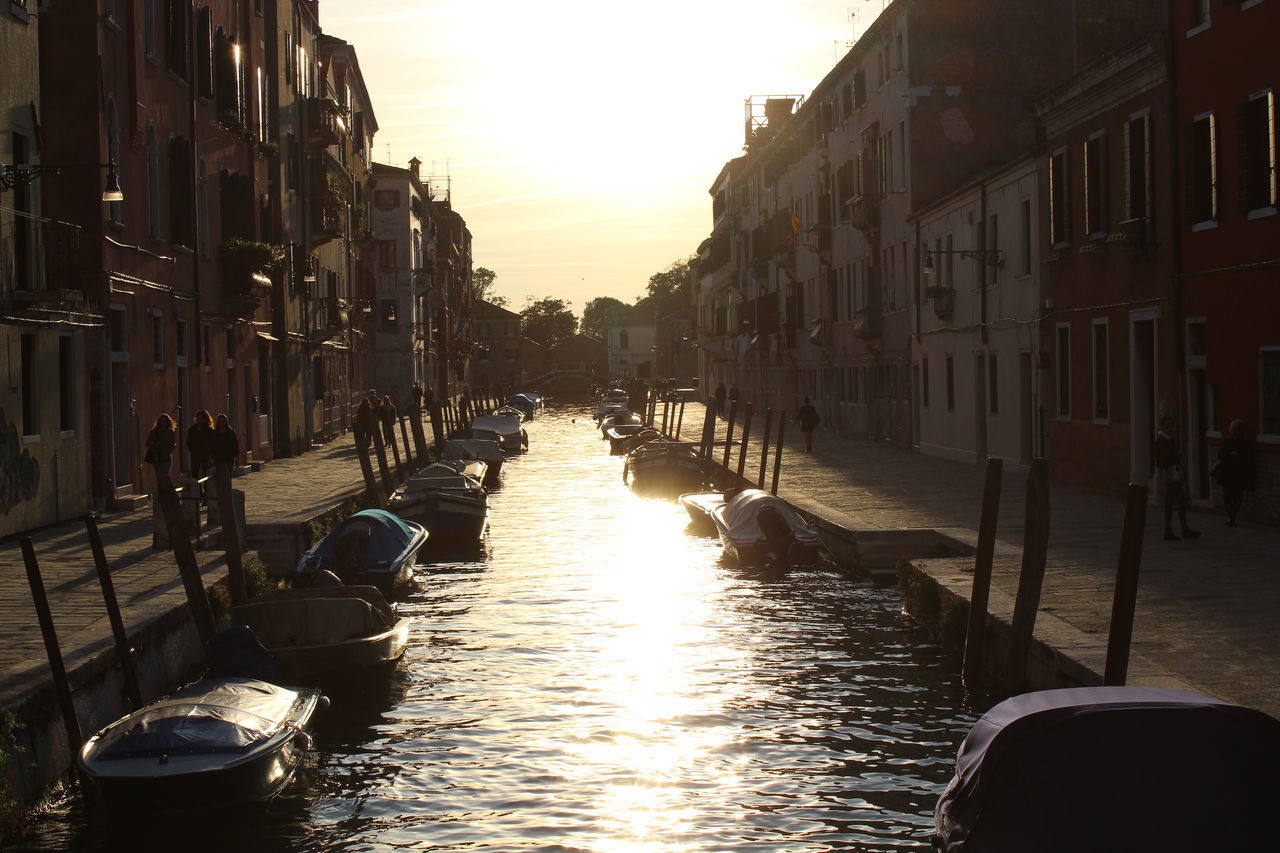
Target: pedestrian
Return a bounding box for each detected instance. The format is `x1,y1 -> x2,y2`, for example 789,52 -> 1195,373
1154,415 -> 1200,541
714,382 -> 727,419
186,409 -> 214,478
144,414 -> 177,488
729,385 -> 739,405
1215,419 -> 1256,527
379,395 -> 397,445
211,413 -> 240,471
355,397 -> 377,447
797,397 -> 821,452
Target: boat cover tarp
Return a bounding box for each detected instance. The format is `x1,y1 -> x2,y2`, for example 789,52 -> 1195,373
492,406 -> 525,420
442,439 -> 503,463
510,393 -> 539,406
934,686 -> 1280,852
309,509 -> 420,568
96,678 -> 299,759
719,489 -> 813,540
471,415 -> 521,436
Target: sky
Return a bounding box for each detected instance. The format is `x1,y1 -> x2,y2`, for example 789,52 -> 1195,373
322,0 -> 889,312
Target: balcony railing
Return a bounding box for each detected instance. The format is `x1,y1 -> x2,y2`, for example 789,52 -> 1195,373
306,97 -> 347,147
849,194 -> 879,235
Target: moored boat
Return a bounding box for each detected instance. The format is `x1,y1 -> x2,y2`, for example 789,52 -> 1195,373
471,414 -> 528,453
294,509 -> 427,595
932,687 -> 1280,852
78,677 -> 325,813
229,585 -> 411,683
624,440 -> 708,494
698,488 -> 821,566
388,462 -> 489,543
441,438 -> 504,488
507,392 -> 542,418
605,422 -> 648,454
492,404 -> 527,422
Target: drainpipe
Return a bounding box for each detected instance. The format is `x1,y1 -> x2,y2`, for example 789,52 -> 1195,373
979,180 -> 988,345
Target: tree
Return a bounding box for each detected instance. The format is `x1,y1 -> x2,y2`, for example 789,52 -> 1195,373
637,256 -> 695,316
580,296 -> 633,340
473,267 -> 507,306
519,296 -> 578,349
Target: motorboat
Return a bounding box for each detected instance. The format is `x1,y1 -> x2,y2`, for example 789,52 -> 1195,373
441,438 -> 504,489
595,389 -> 630,421
599,410 -> 642,434
686,488 -> 821,566
492,404 -> 527,422
388,462 -> 489,542
624,440 -> 708,494
230,585 -> 410,682
604,422 -> 650,455
932,686 -> 1280,852
294,509 -> 427,595
620,426 -> 663,455
77,677 -> 325,813
471,414 -> 528,454
507,392 -> 543,418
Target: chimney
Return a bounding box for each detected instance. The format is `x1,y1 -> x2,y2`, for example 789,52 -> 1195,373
408,157 -> 421,180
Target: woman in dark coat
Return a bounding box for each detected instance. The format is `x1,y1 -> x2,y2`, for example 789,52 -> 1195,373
186,409 -> 214,477
210,413 -> 240,470
797,397 -> 820,452
378,395 -> 397,446
144,414 -> 177,486
1217,419 -> 1257,526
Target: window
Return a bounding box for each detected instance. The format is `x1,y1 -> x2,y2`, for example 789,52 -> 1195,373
1019,199 -> 1033,275
922,356 -> 930,407
987,213 -> 1000,285
1125,113 -> 1152,220
1093,320 -> 1109,421
989,352 -> 999,414
20,333 -> 38,437
854,68 -> 866,107
1084,132 -> 1108,236
59,335 -> 75,433
1189,0 -> 1210,30
1049,149 -> 1069,245
945,356 -> 955,411
106,97 -> 122,223
152,311 -> 164,367
146,124 -> 161,239
1263,348 -> 1280,436
381,298 -> 398,332
897,121 -> 906,191
1056,323 -> 1071,418
374,189 -> 399,210
1239,90 -> 1277,213
202,320 -> 213,370
165,0 -> 190,79
1185,113 -> 1217,225
196,6 -> 213,98
198,158 -> 210,256
144,0 -> 157,57
168,136 -> 193,247
619,330 -> 629,350
377,240 -> 396,270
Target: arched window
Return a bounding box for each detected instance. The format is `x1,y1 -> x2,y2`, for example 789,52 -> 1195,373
146,123 -> 160,239
105,96 -> 122,223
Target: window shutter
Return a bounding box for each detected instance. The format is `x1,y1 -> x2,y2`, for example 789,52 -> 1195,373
1184,122 -> 1201,225
1237,102 -> 1252,212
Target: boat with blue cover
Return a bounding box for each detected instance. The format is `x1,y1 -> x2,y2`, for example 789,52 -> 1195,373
293,509 -> 427,595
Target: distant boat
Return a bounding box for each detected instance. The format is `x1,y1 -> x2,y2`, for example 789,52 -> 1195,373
389,461 -> 489,543
507,392 -> 543,418
230,585 -> 411,682
441,438 -> 504,489
294,509 -> 427,596
680,488 -> 821,567
77,677 -> 325,813
932,686 -> 1280,852
604,422 -> 649,455
470,414 -> 528,454
492,404 -> 528,422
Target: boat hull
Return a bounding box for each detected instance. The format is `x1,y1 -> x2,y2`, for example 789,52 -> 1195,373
396,493 -> 489,542
270,617 -> 411,682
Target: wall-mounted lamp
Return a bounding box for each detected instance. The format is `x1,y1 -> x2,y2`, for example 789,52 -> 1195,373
922,248 -> 1003,275
0,161 -> 123,202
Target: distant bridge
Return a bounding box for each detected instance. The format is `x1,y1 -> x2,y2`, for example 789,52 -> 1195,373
523,369 -> 610,393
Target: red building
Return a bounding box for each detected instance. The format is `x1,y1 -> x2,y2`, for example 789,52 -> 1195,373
1171,0 -> 1279,524
1035,34 -> 1177,496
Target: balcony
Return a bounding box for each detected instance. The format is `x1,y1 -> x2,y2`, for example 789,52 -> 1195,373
924,285 -> 953,318
219,239 -> 279,321
310,297 -> 350,340
1109,217 -> 1153,254
1,215 -> 81,308
306,97 -> 347,147
848,194 -> 879,235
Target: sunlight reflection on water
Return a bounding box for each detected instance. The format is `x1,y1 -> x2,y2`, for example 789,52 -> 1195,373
21,405 -> 977,853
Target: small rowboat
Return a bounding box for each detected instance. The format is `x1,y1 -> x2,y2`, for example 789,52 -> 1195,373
294,509 -> 427,596
681,488 -> 821,567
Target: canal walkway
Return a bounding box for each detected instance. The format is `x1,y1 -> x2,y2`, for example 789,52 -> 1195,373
678,399 -> 1280,717
0,431 -> 368,715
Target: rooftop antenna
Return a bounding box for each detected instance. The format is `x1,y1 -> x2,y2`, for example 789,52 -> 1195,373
386,142 -> 392,165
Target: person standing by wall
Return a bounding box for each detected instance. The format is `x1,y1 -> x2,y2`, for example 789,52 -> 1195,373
1216,419 -> 1257,527
186,410 -> 214,478
797,397 -> 821,453
144,414 -> 177,490
714,382 -> 727,419
1154,416 -> 1200,541
211,413 -> 241,472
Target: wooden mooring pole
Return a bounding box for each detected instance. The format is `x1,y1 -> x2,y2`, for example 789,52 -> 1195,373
370,426 -> 397,495
962,457 -> 1003,687
770,413 -> 787,496
1104,483 -> 1149,686
675,395 -> 686,439
721,400 -> 739,473
1005,458 -> 1051,693
387,422 -> 405,481
757,408 -> 774,489
212,464 -> 248,605
399,416 -> 415,471
429,402 -> 445,451
21,536 -> 86,784
735,403 -> 754,483
699,404 -> 716,458
355,433 -> 386,508
85,514 -> 143,709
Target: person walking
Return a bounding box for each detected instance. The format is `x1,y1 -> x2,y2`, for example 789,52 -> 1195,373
211,413 -> 241,472
797,397 -> 821,452
186,410 -> 214,478
379,395 -> 397,446
1154,415 -> 1200,541
714,382 -> 727,419
1216,419 -> 1256,526
144,414 -> 177,489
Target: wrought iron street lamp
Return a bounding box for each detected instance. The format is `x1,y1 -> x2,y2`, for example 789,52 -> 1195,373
922,248 -> 1003,275
0,161 -> 123,202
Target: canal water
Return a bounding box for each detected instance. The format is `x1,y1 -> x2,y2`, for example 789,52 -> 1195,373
18,405 -> 980,852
